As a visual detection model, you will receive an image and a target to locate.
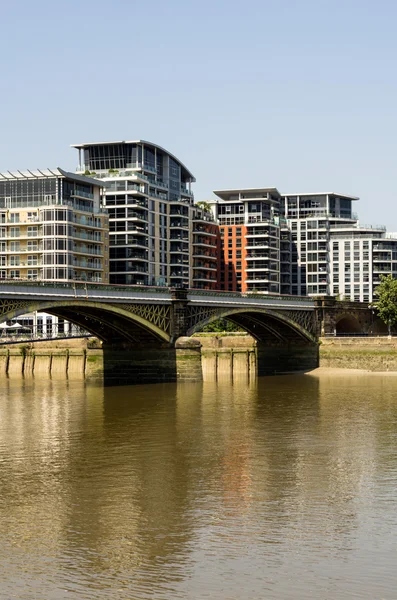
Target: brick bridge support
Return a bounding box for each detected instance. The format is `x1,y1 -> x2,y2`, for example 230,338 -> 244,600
315,297 -> 376,336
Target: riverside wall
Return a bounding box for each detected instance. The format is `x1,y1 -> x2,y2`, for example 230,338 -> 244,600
0,335 -> 258,382
319,337 -> 397,372
0,339 -> 103,380
11,334 -> 397,382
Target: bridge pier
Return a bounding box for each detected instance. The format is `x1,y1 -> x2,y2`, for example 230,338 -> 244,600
175,337 -> 203,382
256,342 -> 319,375
100,337 -> 203,386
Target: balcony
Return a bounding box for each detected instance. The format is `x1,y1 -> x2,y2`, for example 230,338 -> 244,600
245,263 -> 279,272
170,207 -> 189,216
245,276 -> 279,283
245,241 -> 278,250
193,226 -> 217,236
194,237 -> 214,246
3,245 -> 43,253
170,219 -> 189,229
246,252 -> 278,260
170,232 -> 189,241
193,274 -> 217,282
125,225 -> 148,235
72,231 -> 103,242
126,211 -> 148,222
170,244 -> 189,254
181,186 -> 193,196
373,266 -> 392,272
72,216 -> 104,228
192,250 -> 217,259
169,257 -> 190,266
73,246 -> 103,256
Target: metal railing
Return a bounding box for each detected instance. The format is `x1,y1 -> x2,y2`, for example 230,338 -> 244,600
0,323 -> 90,344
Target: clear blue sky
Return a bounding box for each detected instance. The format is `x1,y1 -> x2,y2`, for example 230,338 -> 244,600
1,0 -> 396,227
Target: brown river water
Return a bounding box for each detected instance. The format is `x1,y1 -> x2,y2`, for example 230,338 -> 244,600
0,371 -> 397,599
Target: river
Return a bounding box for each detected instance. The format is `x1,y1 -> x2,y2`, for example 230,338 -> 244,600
0,371 -> 397,599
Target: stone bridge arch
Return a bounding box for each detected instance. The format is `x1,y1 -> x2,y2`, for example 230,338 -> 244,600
0,299 -> 171,347
335,313 -> 362,334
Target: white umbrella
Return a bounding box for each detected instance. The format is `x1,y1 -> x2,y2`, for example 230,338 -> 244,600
9,323 -> 30,330
0,322 -> 30,330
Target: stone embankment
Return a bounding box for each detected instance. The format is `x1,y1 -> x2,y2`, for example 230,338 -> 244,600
0,338 -> 103,380
0,334 -> 257,381
2,334 -> 395,382
320,337 -> 397,372
196,333 -> 257,380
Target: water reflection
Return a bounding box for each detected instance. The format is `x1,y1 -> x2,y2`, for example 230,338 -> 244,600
0,374 -> 397,598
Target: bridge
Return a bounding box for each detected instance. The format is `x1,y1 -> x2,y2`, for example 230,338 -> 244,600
0,281 -> 321,383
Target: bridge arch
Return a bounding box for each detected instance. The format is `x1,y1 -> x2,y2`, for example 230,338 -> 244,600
187,307 -> 317,344
0,300 -> 171,346
335,313 -> 362,335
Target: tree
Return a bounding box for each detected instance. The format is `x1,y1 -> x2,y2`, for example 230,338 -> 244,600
372,274 -> 397,335
202,318 -> 243,332
196,201 -> 212,213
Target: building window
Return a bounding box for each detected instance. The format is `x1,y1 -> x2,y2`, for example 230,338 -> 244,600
10,213 -> 20,223
27,255 -> 38,266
27,270 -> 38,280
27,226 -> 38,237
10,256 -> 20,266
10,227 -> 20,238
10,270 -> 20,279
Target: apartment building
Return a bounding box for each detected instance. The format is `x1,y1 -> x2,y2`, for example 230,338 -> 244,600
72,140 -> 218,289
282,192 -> 359,296
328,227 -> 397,302
281,192 -> 397,301
0,169 -> 108,283
208,186 -> 397,302
208,188 -> 290,293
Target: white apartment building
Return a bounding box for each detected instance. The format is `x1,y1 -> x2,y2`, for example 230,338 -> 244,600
282,192 -> 359,296
282,191 -> 397,302
329,228 -> 397,302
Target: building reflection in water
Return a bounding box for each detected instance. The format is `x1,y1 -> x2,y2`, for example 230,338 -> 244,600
1,373 -> 397,598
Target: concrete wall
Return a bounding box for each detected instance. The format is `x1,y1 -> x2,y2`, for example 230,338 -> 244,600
320,337 -> 397,371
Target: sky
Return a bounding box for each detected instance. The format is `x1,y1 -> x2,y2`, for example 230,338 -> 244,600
1,0 -> 397,227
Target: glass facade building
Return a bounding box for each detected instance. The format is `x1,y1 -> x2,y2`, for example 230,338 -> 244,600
0,169 -> 108,283
73,140 -> 218,288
